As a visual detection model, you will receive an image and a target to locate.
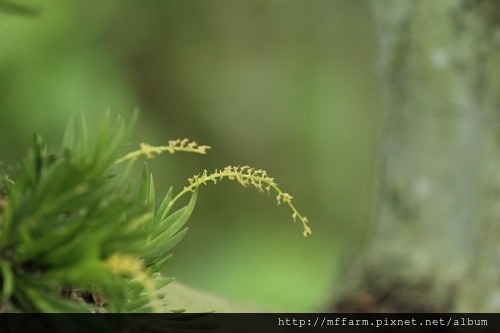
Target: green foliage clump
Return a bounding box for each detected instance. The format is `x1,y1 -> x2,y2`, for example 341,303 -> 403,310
0,112 -> 310,313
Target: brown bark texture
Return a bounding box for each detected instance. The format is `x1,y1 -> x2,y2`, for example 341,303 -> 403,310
333,0 -> 500,312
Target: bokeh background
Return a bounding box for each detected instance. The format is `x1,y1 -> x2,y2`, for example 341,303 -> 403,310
0,0 -> 382,311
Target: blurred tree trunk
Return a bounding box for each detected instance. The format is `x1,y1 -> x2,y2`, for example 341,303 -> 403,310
333,0 -> 500,312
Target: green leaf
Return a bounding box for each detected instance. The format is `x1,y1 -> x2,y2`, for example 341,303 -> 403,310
16,216 -> 87,262
149,207 -> 185,240
147,174 -> 155,215
157,187 -> 173,221
79,112 -> 92,163
153,275 -> 175,291
143,228 -> 188,265
137,163 -> 150,214
154,189 -> 197,242
0,259 -> 14,298
62,115 -> 77,151
126,297 -> 152,312
150,253 -> 173,272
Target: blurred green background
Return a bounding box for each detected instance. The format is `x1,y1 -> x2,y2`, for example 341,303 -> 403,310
0,0 -> 382,311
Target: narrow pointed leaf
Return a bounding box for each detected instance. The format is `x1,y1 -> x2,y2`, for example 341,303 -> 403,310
157,187 -> 173,222
154,189 -> 197,242
144,228 -> 188,265
150,253 -> 173,272
61,115 -> 76,151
